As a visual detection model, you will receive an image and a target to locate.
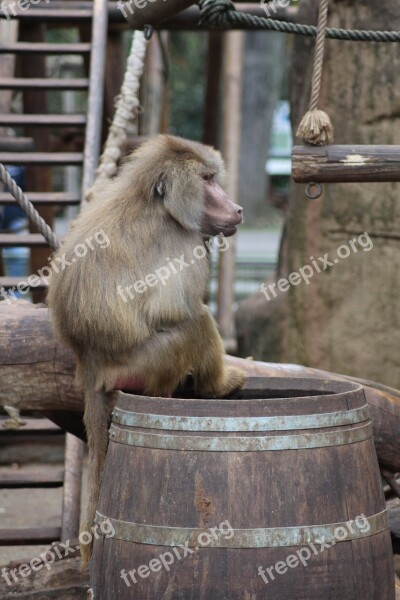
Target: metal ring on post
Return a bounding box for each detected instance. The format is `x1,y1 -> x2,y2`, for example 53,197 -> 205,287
143,24 -> 154,40
305,182 -> 323,199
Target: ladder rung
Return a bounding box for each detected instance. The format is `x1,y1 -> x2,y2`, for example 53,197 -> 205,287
0,469 -> 64,489
0,136 -> 34,152
0,8 -> 93,21
0,42 -> 91,55
0,152 -> 83,165
0,276 -> 48,289
0,527 -> 61,545
0,114 -> 87,126
0,234 -> 53,247
0,417 -> 62,433
0,192 -> 81,205
0,77 -> 89,90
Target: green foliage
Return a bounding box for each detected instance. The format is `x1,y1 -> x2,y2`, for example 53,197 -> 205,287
169,33 -> 207,141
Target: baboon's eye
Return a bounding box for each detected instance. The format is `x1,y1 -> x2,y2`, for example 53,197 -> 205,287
202,173 -> 214,182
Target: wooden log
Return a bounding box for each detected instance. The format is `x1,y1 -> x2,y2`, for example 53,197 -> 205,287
121,0 -> 195,29
109,3 -> 297,29
0,555 -> 89,599
292,145 -> 400,183
0,302 -> 399,473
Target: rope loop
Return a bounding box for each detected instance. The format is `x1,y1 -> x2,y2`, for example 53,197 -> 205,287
199,0 -> 236,29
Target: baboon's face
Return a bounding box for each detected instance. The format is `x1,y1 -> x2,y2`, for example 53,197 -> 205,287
200,175 -> 243,237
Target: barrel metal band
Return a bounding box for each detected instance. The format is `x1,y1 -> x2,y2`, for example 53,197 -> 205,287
109,421 -> 372,451
112,404 -> 370,432
95,509 -> 388,548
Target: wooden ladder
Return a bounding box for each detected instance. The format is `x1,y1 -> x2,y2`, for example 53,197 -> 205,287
0,0 -> 108,545
0,0 -> 108,294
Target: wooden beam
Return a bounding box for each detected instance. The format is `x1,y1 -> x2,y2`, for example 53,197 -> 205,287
292,145 -> 400,183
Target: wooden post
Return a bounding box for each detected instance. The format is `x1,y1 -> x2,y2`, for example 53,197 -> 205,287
216,32 -> 244,347
81,0 -> 108,196
202,32 -> 223,148
103,27 -> 126,143
61,433 -> 85,542
141,33 -> 170,136
19,22 -> 53,303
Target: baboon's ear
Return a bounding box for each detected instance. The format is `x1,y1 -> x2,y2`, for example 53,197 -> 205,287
155,176 -> 166,199
162,166 -> 205,232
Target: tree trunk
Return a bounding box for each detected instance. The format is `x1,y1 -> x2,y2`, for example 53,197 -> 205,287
238,32 -> 285,224
237,0 -> 400,389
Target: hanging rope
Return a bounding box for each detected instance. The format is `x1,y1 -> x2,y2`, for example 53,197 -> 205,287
85,30 -> 149,202
0,163 -> 60,250
198,0 -> 400,42
296,0 -> 333,146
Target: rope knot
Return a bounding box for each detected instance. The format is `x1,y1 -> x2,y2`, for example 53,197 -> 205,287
198,0 -> 236,29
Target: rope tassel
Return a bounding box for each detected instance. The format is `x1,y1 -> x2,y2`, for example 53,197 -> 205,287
296,0 -> 334,146
297,108 -> 333,146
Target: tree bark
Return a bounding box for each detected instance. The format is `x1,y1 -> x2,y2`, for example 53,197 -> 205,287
237,0 -> 400,389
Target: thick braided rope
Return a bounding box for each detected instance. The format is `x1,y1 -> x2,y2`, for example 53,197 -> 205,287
85,31 -> 149,202
296,0 -> 333,146
309,0 -> 328,112
0,163 -> 60,251
199,0 -> 400,42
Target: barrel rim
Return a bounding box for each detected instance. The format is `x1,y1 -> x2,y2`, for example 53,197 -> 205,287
116,377 -> 365,406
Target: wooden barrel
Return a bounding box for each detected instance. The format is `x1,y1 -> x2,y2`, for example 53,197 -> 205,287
91,377 -> 394,599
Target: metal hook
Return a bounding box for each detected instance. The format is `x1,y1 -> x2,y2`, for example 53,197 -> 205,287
143,24 -> 154,40
305,182 -> 322,200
